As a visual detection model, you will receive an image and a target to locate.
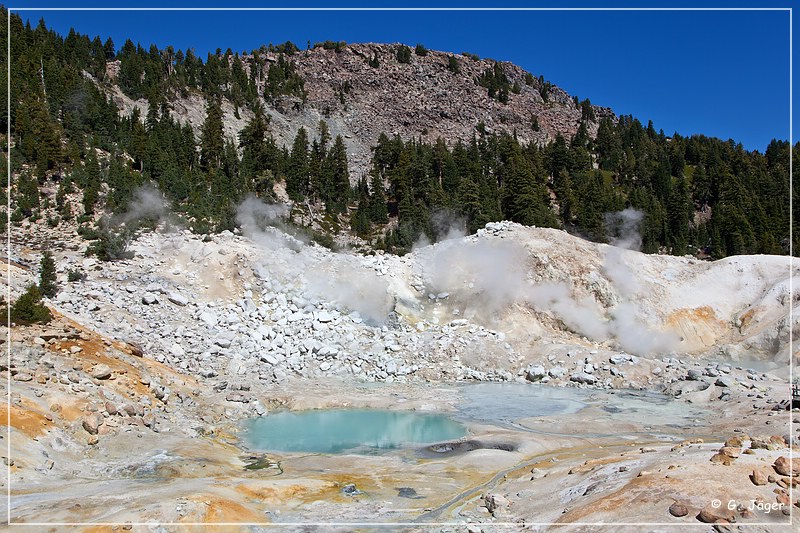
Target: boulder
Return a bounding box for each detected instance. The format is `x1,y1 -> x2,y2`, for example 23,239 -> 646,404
751,435 -> 783,451
525,365 -> 546,381
570,372 -> 597,385
773,456 -> 798,477
483,493 -> 509,514
142,413 -> 155,428
199,311 -> 218,326
141,293 -> 159,305
81,412 -> 104,435
167,292 -> 188,306
669,502 -> 689,517
719,447 -> 740,459
750,469 -> 768,486
709,453 -> 734,466
697,504 -> 735,523
715,376 -> 734,388
686,369 -> 703,380
724,435 -> 747,447
91,364 -> 112,380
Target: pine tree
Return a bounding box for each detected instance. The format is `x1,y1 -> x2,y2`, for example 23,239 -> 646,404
239,102 -> 271,193
286,127 -> 309,201
367,168 -> 388,224
396,45 -> 412,64
82,147 -> 101,215
200,97 -> 224,171
350,177 -> 371,236
457,175 -> 484,233
667,176 -> 692,255
554,168 -> 577,224
325,135 -> 350,214
10,285 -> 51,325
38,251 -> 58,298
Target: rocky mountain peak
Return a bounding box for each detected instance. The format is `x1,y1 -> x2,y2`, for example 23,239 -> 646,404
108,42 -> 614,179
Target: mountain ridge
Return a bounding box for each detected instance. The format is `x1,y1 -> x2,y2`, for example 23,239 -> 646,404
102,41 -> 615,178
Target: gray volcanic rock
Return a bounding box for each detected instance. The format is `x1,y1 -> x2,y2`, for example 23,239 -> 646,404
106,43 -> 614,181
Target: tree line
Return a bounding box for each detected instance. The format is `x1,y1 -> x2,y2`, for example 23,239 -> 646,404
2,9 -> 794,261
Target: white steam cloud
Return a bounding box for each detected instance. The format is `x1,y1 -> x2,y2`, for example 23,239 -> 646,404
412,210 -> 467,250
599,208 -> 679,353
604,208 -> 644,250
418,238 -> 528,317
235,196 -> 391,323
115,184 -> 173,227
416,213 -> 680,355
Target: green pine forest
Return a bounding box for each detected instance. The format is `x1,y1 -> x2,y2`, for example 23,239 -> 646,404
2,11 -> 795,259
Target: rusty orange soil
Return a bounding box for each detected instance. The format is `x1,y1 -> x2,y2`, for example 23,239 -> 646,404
234,480 -> 331,505
185,494 -> 265,523
0,399 -> 53,437
556,471 -> 686,523
665,305 -> 725,328
738,308 -> 756,330
24,315 -> 200,402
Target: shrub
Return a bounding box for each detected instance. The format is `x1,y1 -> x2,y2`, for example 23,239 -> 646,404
10,285 -> 51,325
414,43 -> 428,56
86,227 -> 134,261
367,53 -> 380,68
447,55 -> 460,73
396,45 -> 412,64
314,40 -> 346,52
67,269 -> 86,282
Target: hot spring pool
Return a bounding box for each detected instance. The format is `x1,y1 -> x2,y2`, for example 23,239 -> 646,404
242,409 -> 467,453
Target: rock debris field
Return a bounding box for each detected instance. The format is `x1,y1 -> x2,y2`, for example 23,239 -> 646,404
2,219 -> 798,530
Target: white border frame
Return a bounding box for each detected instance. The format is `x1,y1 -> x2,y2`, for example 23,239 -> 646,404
4,4 -> 794,529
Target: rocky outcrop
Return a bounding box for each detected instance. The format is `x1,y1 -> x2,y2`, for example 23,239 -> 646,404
105,43 -> 614,180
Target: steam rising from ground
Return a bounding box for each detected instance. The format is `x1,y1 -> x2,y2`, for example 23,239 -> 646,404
412,210 -> 467,250
600,209 -> 680,353
605,208 -> 644,250
418,238 -> 528,317
116,184 -> 172,227
236,195 -> 299,250
417,211 -> 680,355
236,196 -> 391,323
235,195 -> 678,352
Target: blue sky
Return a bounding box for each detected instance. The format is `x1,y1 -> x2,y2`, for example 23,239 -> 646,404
8,1 -> 795,152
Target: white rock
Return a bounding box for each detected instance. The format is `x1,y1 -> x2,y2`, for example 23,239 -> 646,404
570,372 -> 597,385
142,293 -> 159,305
167,292 -> 188,306
199,311 -> 218,326
526,365 -> 547,381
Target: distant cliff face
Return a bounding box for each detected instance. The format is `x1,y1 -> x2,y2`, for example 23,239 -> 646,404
108,42 -> 614,179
